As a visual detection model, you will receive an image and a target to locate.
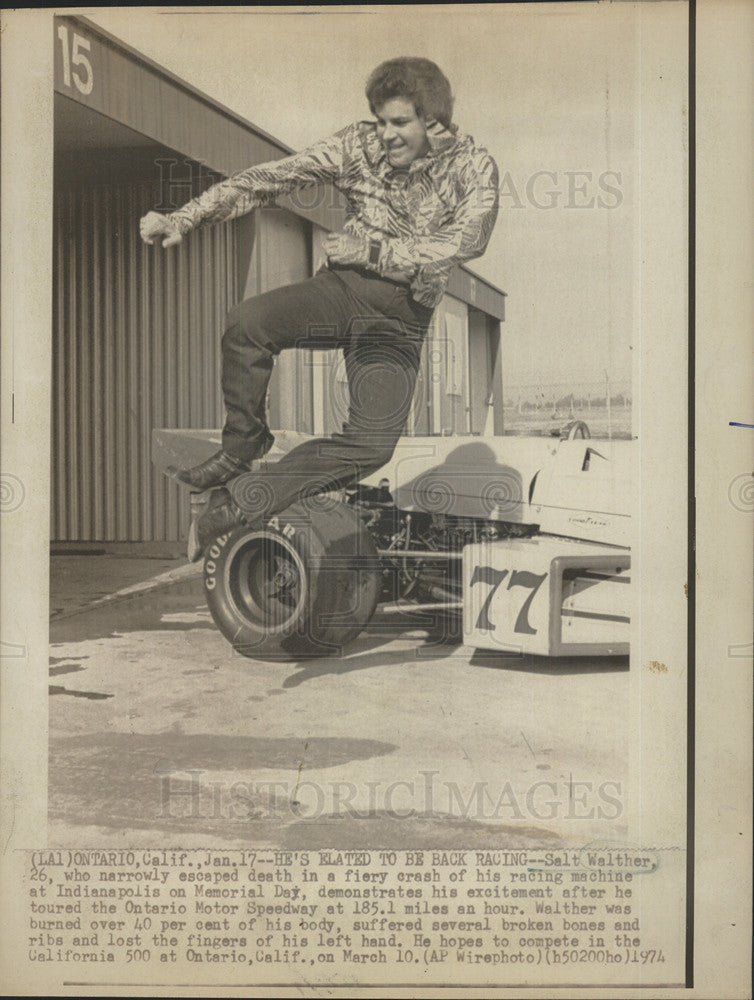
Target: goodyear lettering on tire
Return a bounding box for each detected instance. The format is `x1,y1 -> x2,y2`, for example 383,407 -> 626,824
205,533 -> 230,592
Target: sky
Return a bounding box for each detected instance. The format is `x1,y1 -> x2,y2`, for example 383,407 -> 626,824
86,3 -> 687,388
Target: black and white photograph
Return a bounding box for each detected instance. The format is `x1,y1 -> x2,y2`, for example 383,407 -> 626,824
47,5 -> 637,849
1,3 -> 751,996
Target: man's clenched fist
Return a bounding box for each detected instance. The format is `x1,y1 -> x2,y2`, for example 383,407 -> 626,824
139,211 -> 183,247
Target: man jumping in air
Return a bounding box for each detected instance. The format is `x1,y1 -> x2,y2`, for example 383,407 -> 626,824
140,57 -> 499,560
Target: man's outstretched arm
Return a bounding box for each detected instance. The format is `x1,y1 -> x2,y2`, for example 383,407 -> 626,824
140,128 -> 348,245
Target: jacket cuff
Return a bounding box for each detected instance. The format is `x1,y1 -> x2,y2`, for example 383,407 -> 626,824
166,209 -> 195,236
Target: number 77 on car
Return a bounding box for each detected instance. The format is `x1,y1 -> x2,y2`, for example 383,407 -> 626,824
462,440 -> 631,659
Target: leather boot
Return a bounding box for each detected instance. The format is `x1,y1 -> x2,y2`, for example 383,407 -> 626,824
167,449 -> 251,490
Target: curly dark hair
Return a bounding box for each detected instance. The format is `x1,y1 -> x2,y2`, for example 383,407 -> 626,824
365,57 -> 454,129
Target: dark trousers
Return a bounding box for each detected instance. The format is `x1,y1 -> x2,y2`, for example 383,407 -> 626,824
221,265 -> 433,525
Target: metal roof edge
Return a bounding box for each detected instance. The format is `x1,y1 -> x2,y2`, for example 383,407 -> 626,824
68,13 -> 297,157
458,264 -> 507,298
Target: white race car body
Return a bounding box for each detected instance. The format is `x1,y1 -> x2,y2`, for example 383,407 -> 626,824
363,435 -> 632,657
153,429 -> 632,658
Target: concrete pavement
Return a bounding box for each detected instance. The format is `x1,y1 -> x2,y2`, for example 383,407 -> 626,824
49,553 -> 630,851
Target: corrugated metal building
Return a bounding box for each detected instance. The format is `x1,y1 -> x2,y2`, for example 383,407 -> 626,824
52,14 -> 507,542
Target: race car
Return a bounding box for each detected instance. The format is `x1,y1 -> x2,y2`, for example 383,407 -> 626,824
152,422 -> 631,661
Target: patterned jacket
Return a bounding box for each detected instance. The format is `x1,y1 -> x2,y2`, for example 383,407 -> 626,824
167,120 -> 499,308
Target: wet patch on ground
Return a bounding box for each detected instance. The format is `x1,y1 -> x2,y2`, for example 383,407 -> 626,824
280,812 -> 565,851
52,731 -> 396,774
49,685 -> 114,700
49,655 -> 89,677
50,731 -> 399,842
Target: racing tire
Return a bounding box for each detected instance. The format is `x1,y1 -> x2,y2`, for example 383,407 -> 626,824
203,498 -> 382,660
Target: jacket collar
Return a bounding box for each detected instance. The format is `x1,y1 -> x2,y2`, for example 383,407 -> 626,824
359,118 -> 460,171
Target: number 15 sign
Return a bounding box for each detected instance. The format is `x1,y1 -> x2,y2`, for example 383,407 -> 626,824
56,23 -> 94,97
